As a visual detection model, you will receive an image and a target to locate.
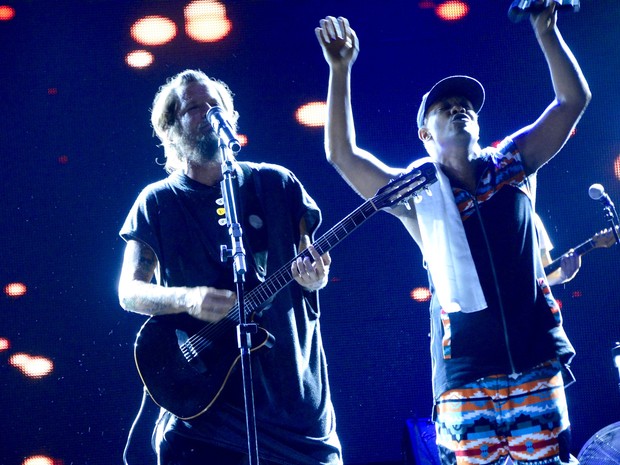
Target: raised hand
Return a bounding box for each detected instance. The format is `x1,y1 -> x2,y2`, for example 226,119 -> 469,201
315,16 -> 359,69
530,1 -> 557,38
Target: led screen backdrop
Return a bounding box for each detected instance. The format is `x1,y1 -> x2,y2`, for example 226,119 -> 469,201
2,1 -> 619,464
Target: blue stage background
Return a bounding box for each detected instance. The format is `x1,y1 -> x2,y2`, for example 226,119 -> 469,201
2,1 -> 619,464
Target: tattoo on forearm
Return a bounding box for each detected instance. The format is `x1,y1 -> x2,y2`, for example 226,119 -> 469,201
135,247 -> 156,282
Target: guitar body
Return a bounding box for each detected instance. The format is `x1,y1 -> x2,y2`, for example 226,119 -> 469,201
134,313 -> 272,419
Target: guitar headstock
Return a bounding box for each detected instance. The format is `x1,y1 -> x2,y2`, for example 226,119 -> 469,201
592,226 -> 620,249
373,162 -> 437,210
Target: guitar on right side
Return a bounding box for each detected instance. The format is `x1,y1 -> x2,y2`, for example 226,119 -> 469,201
544,226 -> 619,276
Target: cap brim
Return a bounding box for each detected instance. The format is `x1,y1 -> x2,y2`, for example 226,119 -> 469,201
417,75 -> 485,128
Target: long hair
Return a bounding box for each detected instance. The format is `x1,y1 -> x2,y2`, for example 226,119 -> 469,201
150,69 -> 238,172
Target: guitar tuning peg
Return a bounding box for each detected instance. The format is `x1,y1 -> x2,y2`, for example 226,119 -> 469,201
401,199 -> 412,210
413,194 -> 423,204
424,186 -> 433,196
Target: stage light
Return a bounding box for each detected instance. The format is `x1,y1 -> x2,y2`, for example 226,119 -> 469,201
5,282 -> 27,298
0,337 -> 10,351
295,101 -> 326,128
0,5 -> 15,21
184,0 -> 232,43
9,353 -> 54,379
131,15 -> 177,46
436,0 -> 470,21
614,154 -> 620,181
23,455 -> 60,465
418,1 -> 435,9
126,50 -> 154,69
237,134 -> 248,146
410,287 -> 432,302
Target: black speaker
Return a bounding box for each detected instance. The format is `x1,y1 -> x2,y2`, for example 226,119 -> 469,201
402,417 -> 441,465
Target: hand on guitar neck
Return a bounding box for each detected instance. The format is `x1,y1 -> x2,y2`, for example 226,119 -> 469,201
543,225 -> 619,286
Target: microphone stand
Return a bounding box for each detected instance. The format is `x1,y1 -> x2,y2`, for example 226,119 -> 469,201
218,140 -> 260,465
602,197 -> 620,244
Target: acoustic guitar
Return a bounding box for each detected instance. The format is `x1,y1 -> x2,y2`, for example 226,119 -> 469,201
134,162 -> 437,419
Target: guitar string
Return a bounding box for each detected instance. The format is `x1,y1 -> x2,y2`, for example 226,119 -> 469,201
180,171 -> 432,359
180,168 -> 433,359
181,201 -> 380,359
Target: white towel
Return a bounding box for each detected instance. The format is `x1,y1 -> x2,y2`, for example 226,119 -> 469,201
411,158 -> 487,313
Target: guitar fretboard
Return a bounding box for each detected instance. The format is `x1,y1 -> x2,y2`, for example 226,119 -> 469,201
180,162 -> 436,359
243,200 -> 379,314
544,238 -> 594,275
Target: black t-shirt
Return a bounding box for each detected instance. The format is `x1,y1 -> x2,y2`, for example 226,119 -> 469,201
120,162 -> 342,464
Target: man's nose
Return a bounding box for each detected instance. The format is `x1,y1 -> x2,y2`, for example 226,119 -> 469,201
450,105 -> 466,115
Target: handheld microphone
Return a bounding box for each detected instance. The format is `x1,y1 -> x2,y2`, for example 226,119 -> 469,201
206,106 -> 241,153
508,0 -> 580,23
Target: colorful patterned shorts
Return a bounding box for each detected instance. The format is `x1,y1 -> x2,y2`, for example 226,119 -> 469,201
434,360 -> 572,465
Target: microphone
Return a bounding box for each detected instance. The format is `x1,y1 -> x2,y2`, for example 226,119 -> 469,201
589,183 -> 620,242
589,183 -> 613,204
206,106 -> 241,153
611,342 -> 620,388
508,0 -> 579,23
614,342 -> 620,393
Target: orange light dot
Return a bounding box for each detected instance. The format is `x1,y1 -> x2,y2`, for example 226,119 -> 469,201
57,155 -> 69,165
47,88 -> 58,95
125,50 -> 154,69
10,353 -> 54,379
614,154 -> 620,181
0,337 -> 10,351
0,5 -> 15,21
184,0 -> 232,43
23,455 -> 57,465
10,353 -> 30,365
295,101 -> 327,128
410,287 -> 432,302
5,282 -> 27,298
418,1 -> 436,9
237,134 -> 248,146
131,16 -> 177,46
436,0 -> 469,21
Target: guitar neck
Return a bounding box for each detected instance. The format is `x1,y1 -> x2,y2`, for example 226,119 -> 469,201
543,237 -> 595,275
241,199 -> 381,314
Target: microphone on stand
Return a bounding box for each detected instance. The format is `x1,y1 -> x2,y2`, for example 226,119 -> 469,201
206,106 -> 241,153
613,342 -> 620,393
589,183 -> 620,243
508,0 -> 580,23
589,183 -> 617,210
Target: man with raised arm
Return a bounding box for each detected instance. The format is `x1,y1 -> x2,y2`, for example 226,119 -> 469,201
316,4 -> 590,464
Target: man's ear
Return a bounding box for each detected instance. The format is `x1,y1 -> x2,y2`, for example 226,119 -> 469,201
418,128 -> 432,142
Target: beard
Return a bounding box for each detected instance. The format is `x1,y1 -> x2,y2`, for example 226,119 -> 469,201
179,129 -> 221,165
